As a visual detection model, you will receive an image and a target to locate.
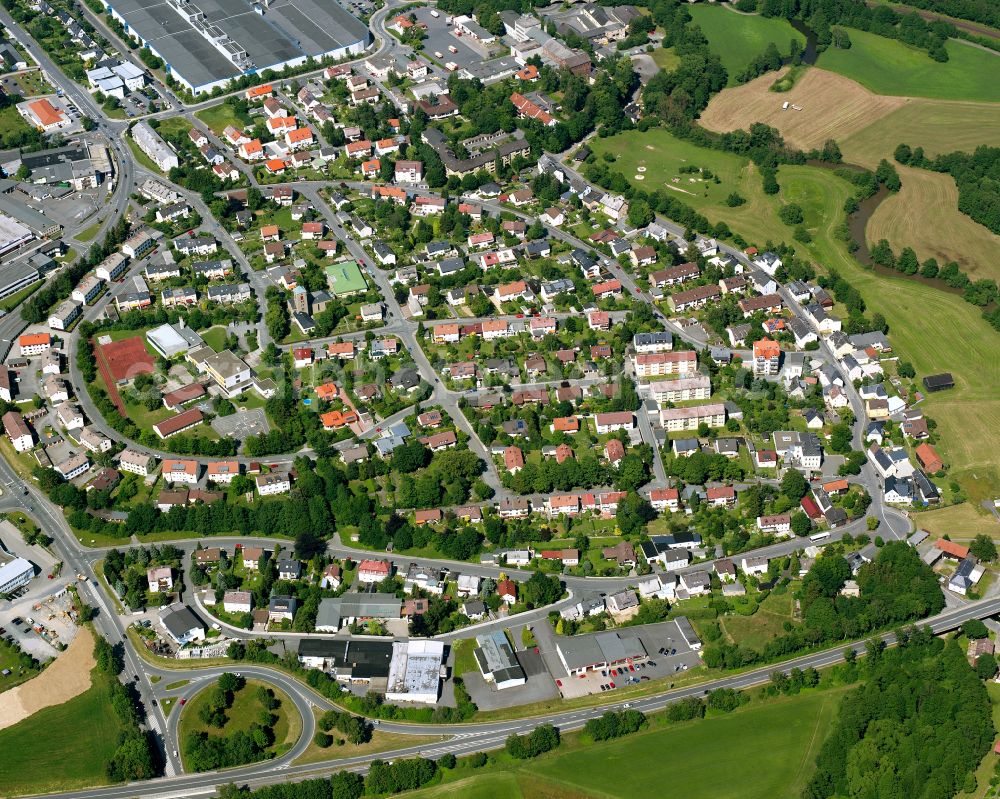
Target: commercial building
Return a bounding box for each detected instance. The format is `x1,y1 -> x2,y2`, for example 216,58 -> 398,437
103,0 -> 371,96
385,640 -> 445,704
0,557 -> 34,593
473,630 -> 526,690
296,638 -> 393,687
555,630 -> 647,676
314,593 -> 401,631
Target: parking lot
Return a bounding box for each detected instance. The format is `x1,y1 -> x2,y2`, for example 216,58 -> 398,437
462,646 -> 559,711
212,408 -> 269,439
536,618 -> 702,700
409,8 -> 502,71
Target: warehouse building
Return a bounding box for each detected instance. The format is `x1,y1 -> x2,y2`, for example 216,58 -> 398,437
474,630 -> 526,690
103,0 -> 371,95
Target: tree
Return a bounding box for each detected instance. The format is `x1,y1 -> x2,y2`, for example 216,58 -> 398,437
779,468 -> 808,501
790,511 -> 811,536
969,534 -> 997,562
963,619 -> 989,639
977,653 -> 997,680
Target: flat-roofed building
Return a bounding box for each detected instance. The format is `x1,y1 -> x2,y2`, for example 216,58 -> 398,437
474,630 -> 527,689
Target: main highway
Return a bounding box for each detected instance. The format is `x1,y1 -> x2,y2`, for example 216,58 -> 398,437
16,594 -> 1000,799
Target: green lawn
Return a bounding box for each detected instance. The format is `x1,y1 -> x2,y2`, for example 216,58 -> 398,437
401,688 -> 846,799
0,105 -> 34,147
195,102 -> 251,135
816,29 -> 1000,101
0,280 -> 41,312
0,637 -> 41,693
179,679 -> 302,770
590,128 -> 850,247
76,221 -> 103,243
0,670 -> 124,796
651,47 -> 680,72
721,590 -> 798,650
689,4 -> 805,85
201,325 -> 228,352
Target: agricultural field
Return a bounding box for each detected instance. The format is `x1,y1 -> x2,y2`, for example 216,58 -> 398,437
839,99 -> 1000,168
815,29 -> 1000,102
688,4 -> 805,85
403,688 -> 848,799
865,165 -> 1000,281
0,660 -> 123,796
913,502 -> 1000,540
698,66 -> 907,152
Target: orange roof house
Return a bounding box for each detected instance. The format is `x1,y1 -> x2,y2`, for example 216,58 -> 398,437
245,84 -> 274,100
315,383 -> 339,400
552,416 -> 579,433
915,443 -> 944,474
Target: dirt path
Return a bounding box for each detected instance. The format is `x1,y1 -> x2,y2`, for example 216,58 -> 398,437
0,626 -> 95,731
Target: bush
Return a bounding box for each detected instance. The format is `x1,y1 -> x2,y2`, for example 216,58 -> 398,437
313,732 -> 333,748
438,753 -> 456,769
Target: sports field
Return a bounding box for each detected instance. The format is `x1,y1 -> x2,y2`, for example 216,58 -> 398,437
816,29 -> 1000,101
688,4 -> 805,85
865,165 -> 1000,281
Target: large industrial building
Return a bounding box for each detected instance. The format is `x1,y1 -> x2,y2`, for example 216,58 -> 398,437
385,640 -> 445,705
103,0 -> 372,95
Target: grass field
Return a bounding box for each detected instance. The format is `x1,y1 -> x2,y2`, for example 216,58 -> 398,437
839,99 -> 1000,168
688,5 -> 805,85
195,103 -> 251,136
179,679 -> 302,769
0,105 -> 34,147
76,221 -> 104,242
865,165 -> 1000,281
0,668 -> 123,796
295,709 -> 445,766
722,590 -> 797,650
402,688 -> 846,799
699,66 -> 907,151
201,325 -> 228,352
816,29 -> 1000,101
912,503 -> 1000,539
651,47 -> 680,72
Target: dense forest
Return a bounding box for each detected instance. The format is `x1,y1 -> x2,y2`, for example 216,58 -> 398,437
703,543 -> 945,669
895,144 -> 1000,236
804,629 -> 993,799
895,0 -> 1000,29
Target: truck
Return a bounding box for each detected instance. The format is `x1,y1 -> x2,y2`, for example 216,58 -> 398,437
445,61 -> 458,71
448,45 -> 458,53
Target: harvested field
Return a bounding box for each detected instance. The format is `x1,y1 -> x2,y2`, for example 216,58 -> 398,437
0,626 -> 95,731
840,99 -> 1000,168
866,165 -> 1000,281
699,67 -> 907,151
